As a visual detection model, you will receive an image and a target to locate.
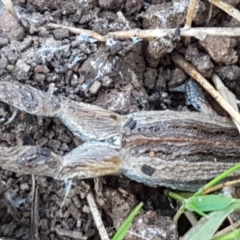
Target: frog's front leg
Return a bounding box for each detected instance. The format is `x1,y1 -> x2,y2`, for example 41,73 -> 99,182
0,145 -> 63,177
169,79 -> 216,115
0,81 -> 123,145
0,142 -> 121,179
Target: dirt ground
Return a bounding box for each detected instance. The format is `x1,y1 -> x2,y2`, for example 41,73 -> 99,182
0,0 -> 240,239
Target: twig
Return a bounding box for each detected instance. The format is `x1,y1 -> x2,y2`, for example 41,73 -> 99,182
209,0 -> 240,23
171,51 -> 240,126
185,0 -> 199,28
87,191 -> 109,240
48,23 -> 106,42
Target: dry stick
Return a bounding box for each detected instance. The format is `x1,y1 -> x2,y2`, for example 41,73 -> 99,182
209,0 -> 240,23
87,192 -> 110,240
171,52 -> 240,126
48,23 -> 106,42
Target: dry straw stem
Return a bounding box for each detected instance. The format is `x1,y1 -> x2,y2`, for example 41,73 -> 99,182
48,23 -> 106,42
30,175 -> 39,239
108,27 -> 240,40
185,0 -> 199,27
209,0 -> 240,23
203,179 -> 240,194
213,219 -> 240,238
184,0 -> 199,45
184,210 -> 198,226
171,51 -> 240,126
48,23 -> 240,41
212,73 -> 240,132
87,192 -> 110,240
2,0 -> 18,19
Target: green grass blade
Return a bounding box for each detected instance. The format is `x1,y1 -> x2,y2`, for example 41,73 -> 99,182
182,202 -> 240,240
112,202 -> 143,240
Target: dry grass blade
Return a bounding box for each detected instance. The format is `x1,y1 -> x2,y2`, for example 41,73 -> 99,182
87,192 -> 109,240
209,0 -> 240,23
108,27 -> 240,40
185,0 -> 199,28
171,51 -> 240,125
204,179 -> 240,194
184,0 -> 199,45
31,175 -> 39,240
212,73 -> 240,132
213,219 -> 240,238
206,3 -> 213,23
2,0 -> 18,19
184,210 -> 198,226
47,23 -> 240,41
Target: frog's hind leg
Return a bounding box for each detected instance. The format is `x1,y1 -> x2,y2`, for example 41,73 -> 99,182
0,142 -> 121,180
0,81 -> 63,117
